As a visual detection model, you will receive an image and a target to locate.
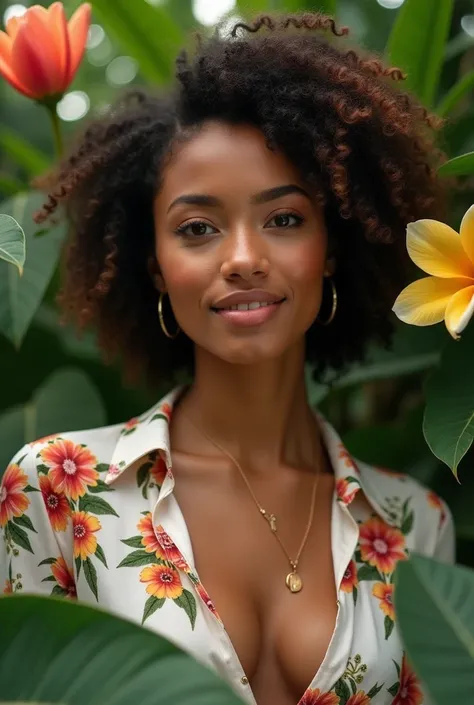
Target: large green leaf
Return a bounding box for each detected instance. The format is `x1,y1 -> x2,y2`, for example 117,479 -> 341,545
90,0 -> 184,84
438,152 -> 474,177
0,127 -> 49,177
237,0 -> 336,14
0,595 -> 244,705
0,215 -> 25,274
308,323 -> 443,405
437,70 -> 474,117
386,0 -> 453,106
423,322 -> 474,478
0,191 -> 65,347
395,554 -> 474,705
236,0 -> 270,12
0,368 -> 106,475
282,0 -> 336,12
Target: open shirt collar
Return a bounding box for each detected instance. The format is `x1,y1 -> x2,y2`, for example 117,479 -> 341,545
105,386 -> 397,526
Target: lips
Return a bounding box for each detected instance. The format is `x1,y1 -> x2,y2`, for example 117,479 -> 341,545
214,299 -> 285,312
211,290 -> 286,311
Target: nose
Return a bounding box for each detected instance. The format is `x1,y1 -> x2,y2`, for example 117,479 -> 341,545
220,228 -> 270,282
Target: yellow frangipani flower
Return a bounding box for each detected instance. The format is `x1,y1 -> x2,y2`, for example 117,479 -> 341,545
392,204 -> 474,340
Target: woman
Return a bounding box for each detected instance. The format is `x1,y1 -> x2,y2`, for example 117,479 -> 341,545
0,13 -> 454,705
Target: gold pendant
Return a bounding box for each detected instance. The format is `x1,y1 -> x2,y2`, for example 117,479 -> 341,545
286,571 -> 303,593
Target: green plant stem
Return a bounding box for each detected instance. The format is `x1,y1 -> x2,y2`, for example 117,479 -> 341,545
46,105 -> 63,158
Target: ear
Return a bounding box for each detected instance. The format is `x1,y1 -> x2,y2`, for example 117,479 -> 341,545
324,257 -> 336,277
147,255 -> 166,292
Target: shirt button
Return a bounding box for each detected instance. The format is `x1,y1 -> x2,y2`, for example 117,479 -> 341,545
241,676 -> 249,685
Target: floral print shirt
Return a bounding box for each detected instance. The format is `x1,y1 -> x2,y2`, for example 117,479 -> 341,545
0,386 -> 454,705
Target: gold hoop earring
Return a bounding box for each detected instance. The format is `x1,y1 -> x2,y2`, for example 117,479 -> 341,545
317,277 -> 337,326
158,291 -> 180,339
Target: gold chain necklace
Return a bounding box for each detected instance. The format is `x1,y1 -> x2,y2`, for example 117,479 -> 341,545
181,411 -> 321,593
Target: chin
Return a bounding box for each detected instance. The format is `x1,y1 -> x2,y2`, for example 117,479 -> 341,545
211,338 -> 291,366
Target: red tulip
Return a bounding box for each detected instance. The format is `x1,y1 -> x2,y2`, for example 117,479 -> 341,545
0,2 -> 91,101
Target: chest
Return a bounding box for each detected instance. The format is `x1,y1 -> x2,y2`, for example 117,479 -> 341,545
66,462 -> 414,705
172,465 -> 339,704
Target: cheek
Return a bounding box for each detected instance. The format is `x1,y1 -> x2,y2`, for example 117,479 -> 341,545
280,239 -> 326,292
157,244 -> 211,309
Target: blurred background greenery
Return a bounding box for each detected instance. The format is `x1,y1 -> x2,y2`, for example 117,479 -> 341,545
1,0 -> 474,566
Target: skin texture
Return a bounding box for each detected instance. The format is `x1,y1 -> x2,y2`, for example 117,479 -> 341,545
152,121 -> 338,705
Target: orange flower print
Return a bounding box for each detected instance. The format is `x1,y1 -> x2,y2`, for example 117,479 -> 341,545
3,579 -> 13,594
393,655 -> 423,705
72,511 -> 101,560
39,475 -> 70,532
341,559 -> 358,593
359,517 -> 406,575
336,478 -> 359,505
122,417 -> 139,435
160,402 -> 172,421
150,454 -> 167,486
372,582 -> 395,621
427,490 -> 446,528
155,525 -> 189,569
40,439 -> 98,501
338,444 -> 359,472
137,513 -> 161,555
0,463 -> 30,527
29,433 -> 59,447
51,557 -> 77,598
140,563 -> 183,600
300,689 -> 340,705
346,693 -> 371,705
196,582 -> 220,619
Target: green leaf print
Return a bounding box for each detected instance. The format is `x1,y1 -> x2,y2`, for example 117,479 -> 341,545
353,586 -> 358,606
367,683 -> 384,699
334,677 -> 351,704
24,484 -> 40,493
8,521 -> 33,553
121,536 -> 145,548
75,556 -> 82,578
51,584 -> 68,597
148,413 -> 169,424
88,479 -> 115,494
358,564 -> 383,582
142,595 -> 165,624
36,463 -> 50,474
349,678 -> 357,695
95,544 -> 108,568
38,557 -> 56,566
384,615 -> 395,640
83,557 -> 99,600
401,502 -> 414,535
78,494 -> 119,517
387,681 -> 399,697
174,588 -> 197,630
96,463 -> 111,473
41,575 -> 56,582
117,550 -> 161,568
13,513 -> 37,533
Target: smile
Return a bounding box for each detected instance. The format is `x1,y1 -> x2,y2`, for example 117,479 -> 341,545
216,300 -> 281,311
211,299 -> 285,327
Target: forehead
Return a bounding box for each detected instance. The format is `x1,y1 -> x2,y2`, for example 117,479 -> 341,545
158,121 -> 305,199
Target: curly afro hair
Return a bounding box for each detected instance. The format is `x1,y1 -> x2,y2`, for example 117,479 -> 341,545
36,12 -> 446,389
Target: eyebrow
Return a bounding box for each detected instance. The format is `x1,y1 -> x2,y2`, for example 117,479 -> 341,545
167,184 -> 311,213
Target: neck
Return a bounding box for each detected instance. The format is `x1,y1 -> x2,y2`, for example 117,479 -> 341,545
175,342 -> 321,474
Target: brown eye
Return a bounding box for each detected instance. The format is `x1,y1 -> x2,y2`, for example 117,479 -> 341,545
266,213 -> 304,229
176,220 -> 217,237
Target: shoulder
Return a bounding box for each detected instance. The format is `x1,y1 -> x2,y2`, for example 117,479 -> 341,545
357,460 -> 454,560
3,421 -> 124,488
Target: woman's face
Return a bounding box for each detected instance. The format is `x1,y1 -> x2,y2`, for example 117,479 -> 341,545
153,121 -> 328,365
